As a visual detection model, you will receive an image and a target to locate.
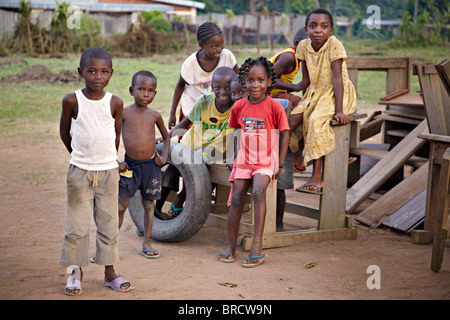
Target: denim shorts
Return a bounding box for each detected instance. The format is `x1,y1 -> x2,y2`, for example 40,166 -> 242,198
119,154 -> 161,200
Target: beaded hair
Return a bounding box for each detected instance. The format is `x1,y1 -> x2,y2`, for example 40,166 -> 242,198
238,56 -> 277,94
197,22 -> 223,43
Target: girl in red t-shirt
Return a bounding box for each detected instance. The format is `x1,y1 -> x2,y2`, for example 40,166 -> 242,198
219,57 -> 290,267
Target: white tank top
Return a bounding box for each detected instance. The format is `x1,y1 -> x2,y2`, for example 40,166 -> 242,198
70,89 -> 118,171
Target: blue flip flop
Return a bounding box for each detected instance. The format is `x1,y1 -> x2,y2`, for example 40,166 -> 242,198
219,252 -> 235,263
138,248 -> 160,259
167,203 -> 182,217
296,184 -> 323,195
241,253 -> 267,268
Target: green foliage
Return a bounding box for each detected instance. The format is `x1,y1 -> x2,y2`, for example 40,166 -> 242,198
140,10 -> 163,22
72,14 -> 103,52
51,1 -> 70,29
149,16 -> 173,34
395,6 -> 447,47
0,5 -> 183,55
226,9 -> 235,20
18,0 -> 31,16
140,11 -> 172,34
286,0 -> 316,15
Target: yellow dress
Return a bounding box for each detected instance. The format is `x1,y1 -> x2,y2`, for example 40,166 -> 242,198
291,36 -> 356,164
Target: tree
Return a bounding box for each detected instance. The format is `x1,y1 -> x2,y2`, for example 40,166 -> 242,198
226,9 -> 235,45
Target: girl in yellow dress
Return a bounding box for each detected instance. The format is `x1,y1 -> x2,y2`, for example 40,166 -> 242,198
289,8 -> 356,193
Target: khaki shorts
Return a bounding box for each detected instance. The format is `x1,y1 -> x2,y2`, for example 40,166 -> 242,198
60,165 -> 120,267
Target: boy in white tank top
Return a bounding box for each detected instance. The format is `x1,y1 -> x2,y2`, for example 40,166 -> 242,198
59,47 -> 132,295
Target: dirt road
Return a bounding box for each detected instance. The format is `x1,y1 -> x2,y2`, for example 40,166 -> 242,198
0,122 -> 448,301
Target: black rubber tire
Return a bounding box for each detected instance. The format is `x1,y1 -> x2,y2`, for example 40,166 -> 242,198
128,142 -> 212,242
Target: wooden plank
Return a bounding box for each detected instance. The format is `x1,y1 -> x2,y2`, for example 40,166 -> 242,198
242,227 -> 358,250
359,116 -> 383,142
320,123 -> 351,229
208,163 -> 231,186
381,114 -> 423,125
411,230 -> 433,244
381,188 -> 426,232
383,109 -> 425,120
347,57 -> 409,70
379,89 -> 410,101
435,59 -> 450,96
206,213 -> 253,236
378,92 -> 424,107
355,163 -> 428,227
348,68 -> 358,92
349,121 -> 360,149
346,119 -> 429,214
350,146 -> 427,167
387,68 -> 409,94
418,133 -> 450,144
417,63 -> 450,135
256,178 -> 276,235
431,147 -> 450,272
284,201 -> 319,220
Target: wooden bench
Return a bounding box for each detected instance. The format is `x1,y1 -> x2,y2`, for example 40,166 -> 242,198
410,60 -> 450,272
206,113 -> 365,250
346,57 -> 427,188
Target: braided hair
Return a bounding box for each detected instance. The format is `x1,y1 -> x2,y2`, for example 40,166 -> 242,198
238,56 -> 277,94
197,22 -> 223,43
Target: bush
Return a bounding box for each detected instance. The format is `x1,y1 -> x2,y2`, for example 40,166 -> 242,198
140,11 -> 172,34
148,16 -> 173,34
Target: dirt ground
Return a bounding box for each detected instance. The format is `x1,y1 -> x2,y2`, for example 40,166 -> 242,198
0,121 -> 449,301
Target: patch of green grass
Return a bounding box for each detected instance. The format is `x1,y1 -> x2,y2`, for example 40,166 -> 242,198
0,41 -> 447,132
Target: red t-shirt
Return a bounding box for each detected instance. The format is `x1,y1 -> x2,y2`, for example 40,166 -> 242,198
229,95 -> 290,171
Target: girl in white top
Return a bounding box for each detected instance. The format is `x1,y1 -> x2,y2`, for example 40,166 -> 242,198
168,22 -> 239,129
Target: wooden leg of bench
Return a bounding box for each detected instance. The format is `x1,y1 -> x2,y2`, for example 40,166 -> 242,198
319,123 -> 351,230
431,147 -> 450,272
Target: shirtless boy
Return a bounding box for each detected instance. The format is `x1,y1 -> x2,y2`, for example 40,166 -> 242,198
118,70 -> 170,258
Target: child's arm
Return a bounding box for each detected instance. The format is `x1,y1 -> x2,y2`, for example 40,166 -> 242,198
331,59 -> 350,125
276,130 -> 290,178
168,116 -> 192,138
155,116 -> 192,144
273,54 -> 302,92
300,60 -> 310,94
225,128 -> 239,170
168,76 -> 186,129
111,95 -> 124,152
59,93 -> 76,154
155,112 -> 170,167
